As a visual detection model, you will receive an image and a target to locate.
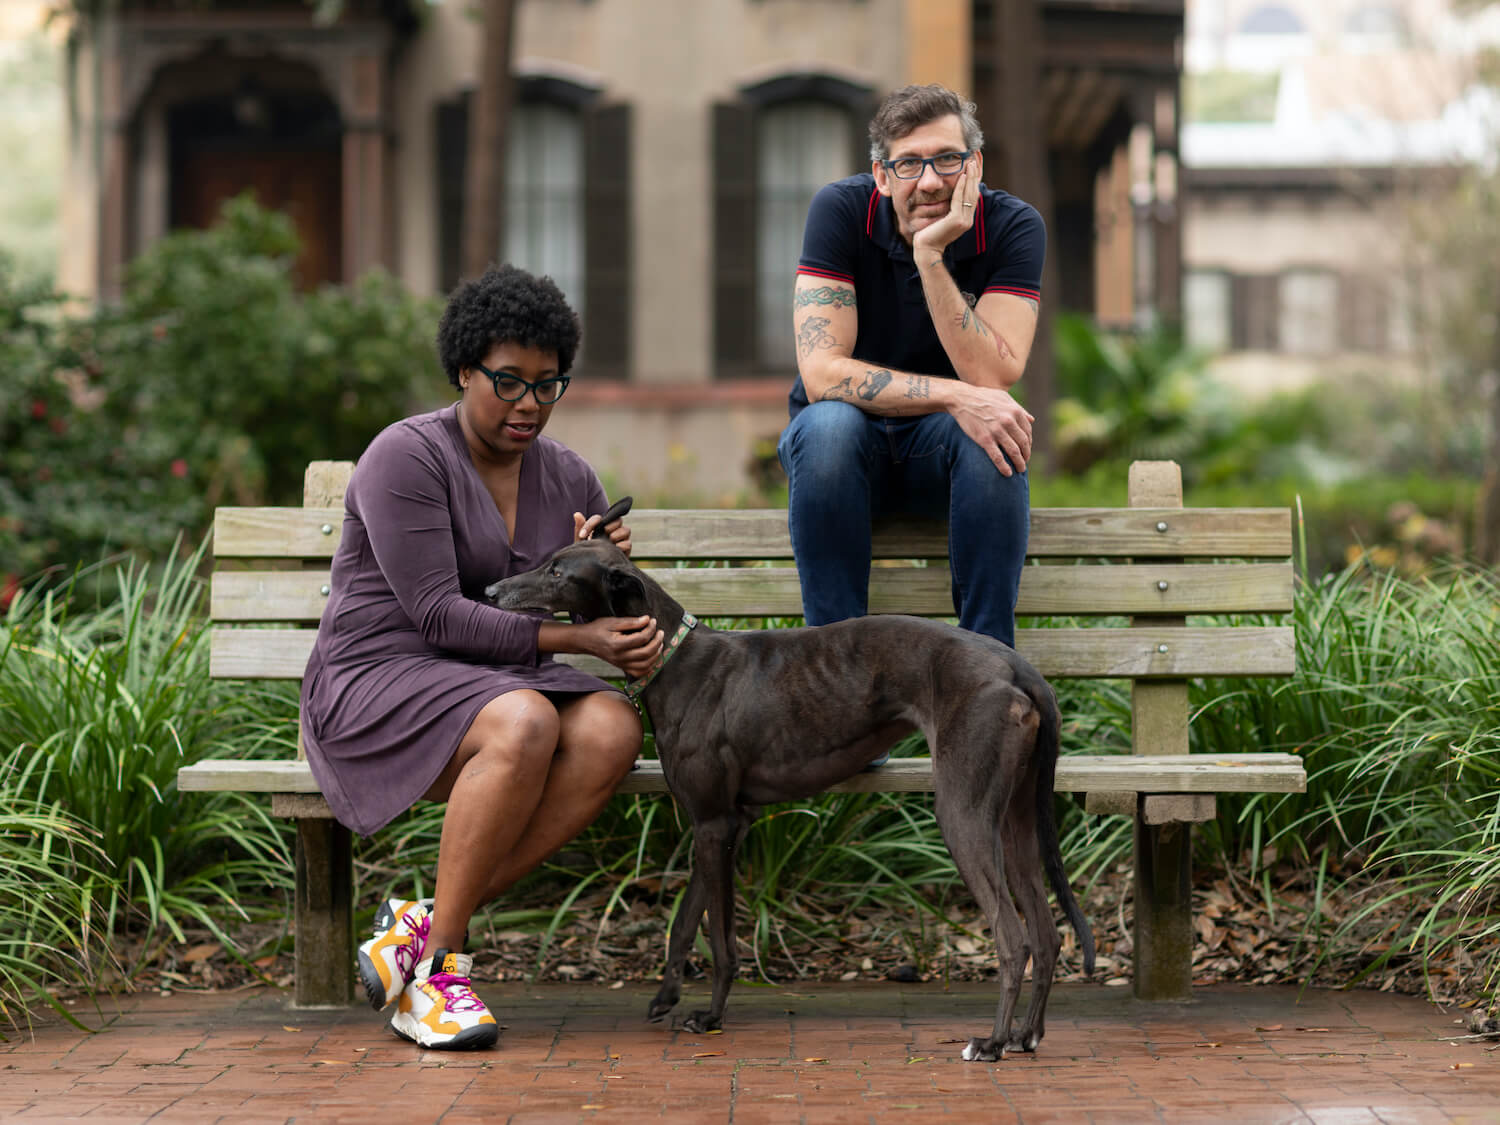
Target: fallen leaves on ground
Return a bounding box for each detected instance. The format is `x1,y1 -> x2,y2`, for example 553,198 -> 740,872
89,857 -> 1493,1015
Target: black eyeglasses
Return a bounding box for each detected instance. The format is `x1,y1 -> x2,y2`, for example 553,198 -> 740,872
472,362 -> 571,405
881,151 -> 972,180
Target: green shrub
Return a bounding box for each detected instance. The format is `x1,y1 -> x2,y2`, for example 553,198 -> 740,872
0,197 -> 441,588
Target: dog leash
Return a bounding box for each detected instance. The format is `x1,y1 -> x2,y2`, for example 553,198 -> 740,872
625,612 -> 698,702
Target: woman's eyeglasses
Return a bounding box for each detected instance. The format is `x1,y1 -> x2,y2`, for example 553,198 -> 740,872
472,362 -> 571,404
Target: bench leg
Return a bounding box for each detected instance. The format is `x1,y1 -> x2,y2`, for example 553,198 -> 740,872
293,817 -> 356,1008
1132,816 -> 1193,1001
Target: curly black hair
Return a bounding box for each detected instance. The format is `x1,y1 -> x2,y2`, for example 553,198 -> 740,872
435,264 -> 582,388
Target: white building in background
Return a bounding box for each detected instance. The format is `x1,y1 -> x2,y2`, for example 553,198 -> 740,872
1180,0 -> 1500,392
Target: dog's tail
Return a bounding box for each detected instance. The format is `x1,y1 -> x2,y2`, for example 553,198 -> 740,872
1035,684 -> 1095,976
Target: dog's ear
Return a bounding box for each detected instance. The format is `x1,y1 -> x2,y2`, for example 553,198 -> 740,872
591,495 -> 633,540
605,567 -> 649,617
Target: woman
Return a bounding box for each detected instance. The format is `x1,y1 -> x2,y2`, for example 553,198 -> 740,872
300,265 -> 662,1050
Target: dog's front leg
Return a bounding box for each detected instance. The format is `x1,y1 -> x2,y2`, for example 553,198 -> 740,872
683,814 -> 743,1034
647,866 -> 709,1022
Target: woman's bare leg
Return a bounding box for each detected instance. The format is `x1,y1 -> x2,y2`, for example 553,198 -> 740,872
421,691 -> 640,953
475,691 -> 641,900
421,690 -> 560,955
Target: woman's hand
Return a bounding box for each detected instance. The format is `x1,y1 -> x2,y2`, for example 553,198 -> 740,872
574,511 -> 634,556
579,615 -> 664,679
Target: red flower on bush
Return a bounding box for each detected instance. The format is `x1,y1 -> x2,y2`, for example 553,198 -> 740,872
170,459 -> 188,479
30,400 -> 46,419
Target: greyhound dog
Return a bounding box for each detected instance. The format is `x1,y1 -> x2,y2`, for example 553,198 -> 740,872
486,531 -> 1094,1061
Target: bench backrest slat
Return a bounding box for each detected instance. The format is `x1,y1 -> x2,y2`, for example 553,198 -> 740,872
210,562 -> 1294,623
213,506 -> 1293,561
210,624 -> 1294,682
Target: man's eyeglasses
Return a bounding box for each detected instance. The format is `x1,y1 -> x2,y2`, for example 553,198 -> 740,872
881,151 -> 972,180
472,362 -> 571,404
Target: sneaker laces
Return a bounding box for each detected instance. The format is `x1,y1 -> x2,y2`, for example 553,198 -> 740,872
389,911 -> 431,980
427,971 -> 487,1014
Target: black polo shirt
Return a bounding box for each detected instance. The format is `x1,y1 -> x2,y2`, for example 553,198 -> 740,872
790,172 -> 1045,418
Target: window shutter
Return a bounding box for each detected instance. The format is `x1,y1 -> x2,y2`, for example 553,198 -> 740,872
713,100 -> 758,376
850,95 -> 877,174
436,96 -> 470,292
583,101 -> 632,379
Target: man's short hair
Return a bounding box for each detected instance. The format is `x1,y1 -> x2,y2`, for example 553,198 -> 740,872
868,83 -> 985,163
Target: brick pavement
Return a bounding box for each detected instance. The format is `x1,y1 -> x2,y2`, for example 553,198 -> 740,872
2,981 -> 1497,1123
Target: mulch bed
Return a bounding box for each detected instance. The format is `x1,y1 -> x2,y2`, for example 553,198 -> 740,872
113,859 -> 1492,1017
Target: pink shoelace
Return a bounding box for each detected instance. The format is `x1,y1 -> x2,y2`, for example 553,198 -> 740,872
428,972 -> 486,1013
392,912 -> 431,980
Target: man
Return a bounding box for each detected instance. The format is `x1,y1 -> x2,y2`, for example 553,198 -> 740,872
778,82 -> 1043,664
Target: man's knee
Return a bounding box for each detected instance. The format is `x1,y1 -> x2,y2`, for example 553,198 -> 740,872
778,402 -> 870,477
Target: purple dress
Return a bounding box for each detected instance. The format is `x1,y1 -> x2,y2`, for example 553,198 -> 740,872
300,405 -> 620,836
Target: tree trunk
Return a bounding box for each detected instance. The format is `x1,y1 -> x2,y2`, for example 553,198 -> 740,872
461,0 -> 517,281
991,0 -> 1056,469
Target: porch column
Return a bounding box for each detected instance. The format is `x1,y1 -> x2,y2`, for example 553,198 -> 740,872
339,49 -> 392,281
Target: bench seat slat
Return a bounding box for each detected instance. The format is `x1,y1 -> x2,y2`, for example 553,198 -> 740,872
210,625 -> 1295,681
212,562 -> 1294,622
179,753 -> 1306,797
214,506 -> 1293,561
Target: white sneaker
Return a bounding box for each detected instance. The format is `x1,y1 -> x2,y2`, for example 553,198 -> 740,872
357,898 -> 431,1011
389,949 -> 499,1050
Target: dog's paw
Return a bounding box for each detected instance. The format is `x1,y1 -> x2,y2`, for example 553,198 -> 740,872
961,1037 -> 1002,1063
683,1010 -> 721,1034
646,986 -> 681,1022
1005,1030 -> 1039,1054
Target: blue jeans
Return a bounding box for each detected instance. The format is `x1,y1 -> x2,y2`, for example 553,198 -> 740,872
777,401 -> 1029,648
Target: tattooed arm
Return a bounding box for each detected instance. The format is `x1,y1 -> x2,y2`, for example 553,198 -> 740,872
913,256 -> 1038,391
792,275 -> 1030,473
794,277 -> 944,417
907,163 -> 1039,390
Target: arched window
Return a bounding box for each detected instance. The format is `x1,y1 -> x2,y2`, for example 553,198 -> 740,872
1278,268 -> 1339,355
505,101 -> 585,318
1184,269 -> 1233,354
436,75 -> 632,378
712,73 -> 874,377
755,101 -> 853,369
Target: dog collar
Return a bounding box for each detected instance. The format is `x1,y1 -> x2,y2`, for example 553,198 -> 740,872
625,612 -> 697,702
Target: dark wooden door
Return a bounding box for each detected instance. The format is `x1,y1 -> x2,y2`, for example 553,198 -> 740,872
174,147 -> 343,288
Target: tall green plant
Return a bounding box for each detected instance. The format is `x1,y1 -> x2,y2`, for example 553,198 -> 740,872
0,794 -> 115,1036
0,542 -> 292,969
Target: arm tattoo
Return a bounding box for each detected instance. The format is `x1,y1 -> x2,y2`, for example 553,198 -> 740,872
819,376 -> 856,402
857,369 -> 892,401
955,306 -> 989,338
904,375 -> 931,400
794,286 -> 856,309
796,316 -> 836,358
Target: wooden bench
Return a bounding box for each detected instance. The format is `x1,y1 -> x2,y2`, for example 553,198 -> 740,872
180,459 -> 1304,1008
